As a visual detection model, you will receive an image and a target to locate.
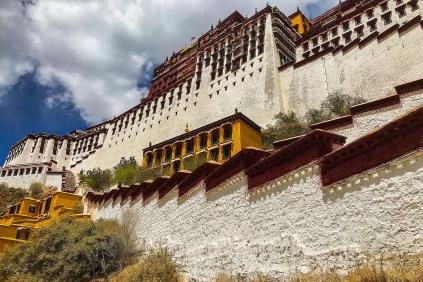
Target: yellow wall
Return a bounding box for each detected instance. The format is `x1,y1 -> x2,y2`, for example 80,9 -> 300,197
290,13 -> 311,34
142,118 -> 263,175
0,191 -> 87,253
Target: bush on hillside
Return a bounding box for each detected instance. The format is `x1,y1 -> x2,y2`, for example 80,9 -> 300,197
0,216 -> 139,282
262,92 -> 366,148
114,157 -> 162,186
78,168 -> 113,192
0,183 -> 29,213
29,182 -> 44,199
110,248 -> 179,282
63,170 -> 77,192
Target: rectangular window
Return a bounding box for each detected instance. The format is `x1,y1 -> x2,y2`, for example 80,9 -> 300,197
199,135 -> 207,149
222,145 -> 231,160
210,148 -> 219,161
29,205 -> 36,213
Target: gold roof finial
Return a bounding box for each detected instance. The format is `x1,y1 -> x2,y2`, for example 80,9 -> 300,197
185,123 -> 189,133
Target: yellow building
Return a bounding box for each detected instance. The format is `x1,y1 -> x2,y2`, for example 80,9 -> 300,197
142,112 -> 262,175
289,8 -> 312,34
0,192 -> 89,252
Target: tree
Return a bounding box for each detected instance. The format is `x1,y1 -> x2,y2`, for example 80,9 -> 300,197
0,183 -> 29,213
78,168 -> 113,192
29,182 -> 44,199
0,216 -> 139,282
113,157 -> 139,186
63,170 -> 77,192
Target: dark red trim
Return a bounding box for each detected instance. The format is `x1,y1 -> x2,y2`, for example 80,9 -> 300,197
158,171 -> 191,199
247,130 -> 346,189
398,15 -> 422,35
294,46 -> 334,69
130,182 -> 151,200
320,106 -> 423,186
310,115 -> 353,131
377,24 -> 399,42
142,176 -> 170,201
273,135 -> 304,149
178,162 -> 221,197
205,148 -> 270,191
395,78 -> 423,95
121,184 -> 138,200
278,61 -> 295,71
359,31 -> 379,48
332,45 -> 344,55
350,95 -> 400,115
342,38 -> 360,54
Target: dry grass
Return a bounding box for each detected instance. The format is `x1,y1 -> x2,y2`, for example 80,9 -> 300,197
213,255 -> 423,282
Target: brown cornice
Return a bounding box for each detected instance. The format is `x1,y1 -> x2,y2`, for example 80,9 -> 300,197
395,78 -> 423,95
359,31 -> 379,48
205,148 -> 270,191
377,23 -> 399,42
178,161 -> 221,197
294,46 -> 334,69
320,105 -> 423,186
310,115 -> 353,131
130,181 -> 151,201
272,135 -> 304,149
350,95 -> 400,115
278,61 -> 295,71
158,171 -> 191,199
398,15 -> 422,35
246,130 -> 346,189
142,176 -> 170,201
342,38 -> 360,54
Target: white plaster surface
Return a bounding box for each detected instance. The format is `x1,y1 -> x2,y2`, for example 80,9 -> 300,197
89,151 -> 423,280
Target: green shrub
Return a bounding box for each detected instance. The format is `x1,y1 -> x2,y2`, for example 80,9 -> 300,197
262,92 -> 366,148
29,182 -> 44,199
78,168 -> 113,192
111,248 -> 179,282
0,216 -> 138,282
0,183 -> 29,213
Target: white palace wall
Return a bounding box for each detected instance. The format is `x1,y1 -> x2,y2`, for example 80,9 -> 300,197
279,9 -> 423,116
69,13 -> 282,173
89,149 -> 423,281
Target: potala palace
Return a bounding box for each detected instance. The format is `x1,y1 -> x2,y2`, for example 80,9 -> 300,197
1,0 -> 423,279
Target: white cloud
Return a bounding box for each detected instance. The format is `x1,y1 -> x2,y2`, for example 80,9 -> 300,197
0,0 -> 336,124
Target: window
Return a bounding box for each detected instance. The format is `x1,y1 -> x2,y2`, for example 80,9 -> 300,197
165,148 -> 172,162
368,20 -> 377,32
173,160 -> 181,172
342,21 -> 350,32
29,205 -> 36,213
321,32 -> 328,42
199,134 -> 207,149
1,170 -> 5,177
366,9 -> 374,19
332,27 -> 338,37
356,26 -> 364,37
210,148 -> 219,161
382,12 -> 392,25
312,37 -> 318,47
25,168 -> 30,175
343,32 -> 352,44
396,6 -> 406,17
303,42 -> 309,51
211,130 -> 219,145
380,2 -> 388,12
186,139 -> 194,154
355,15 -> 362,25
223,126 -> 232,140
175,144 -> 182,158
38,167 -> 43,174
155,150 -> 162,165
146,154 -> 153,168
222,145 -> 231,160
408,0 -> 419,11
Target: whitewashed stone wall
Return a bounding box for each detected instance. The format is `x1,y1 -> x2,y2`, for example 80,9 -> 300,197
332,90 -> 423,143
280,8 -> 423,116
69,13 -> 282,173
89,150 -> 423,280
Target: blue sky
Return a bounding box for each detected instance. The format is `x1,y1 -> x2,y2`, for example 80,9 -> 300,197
0,0 -> 333,164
